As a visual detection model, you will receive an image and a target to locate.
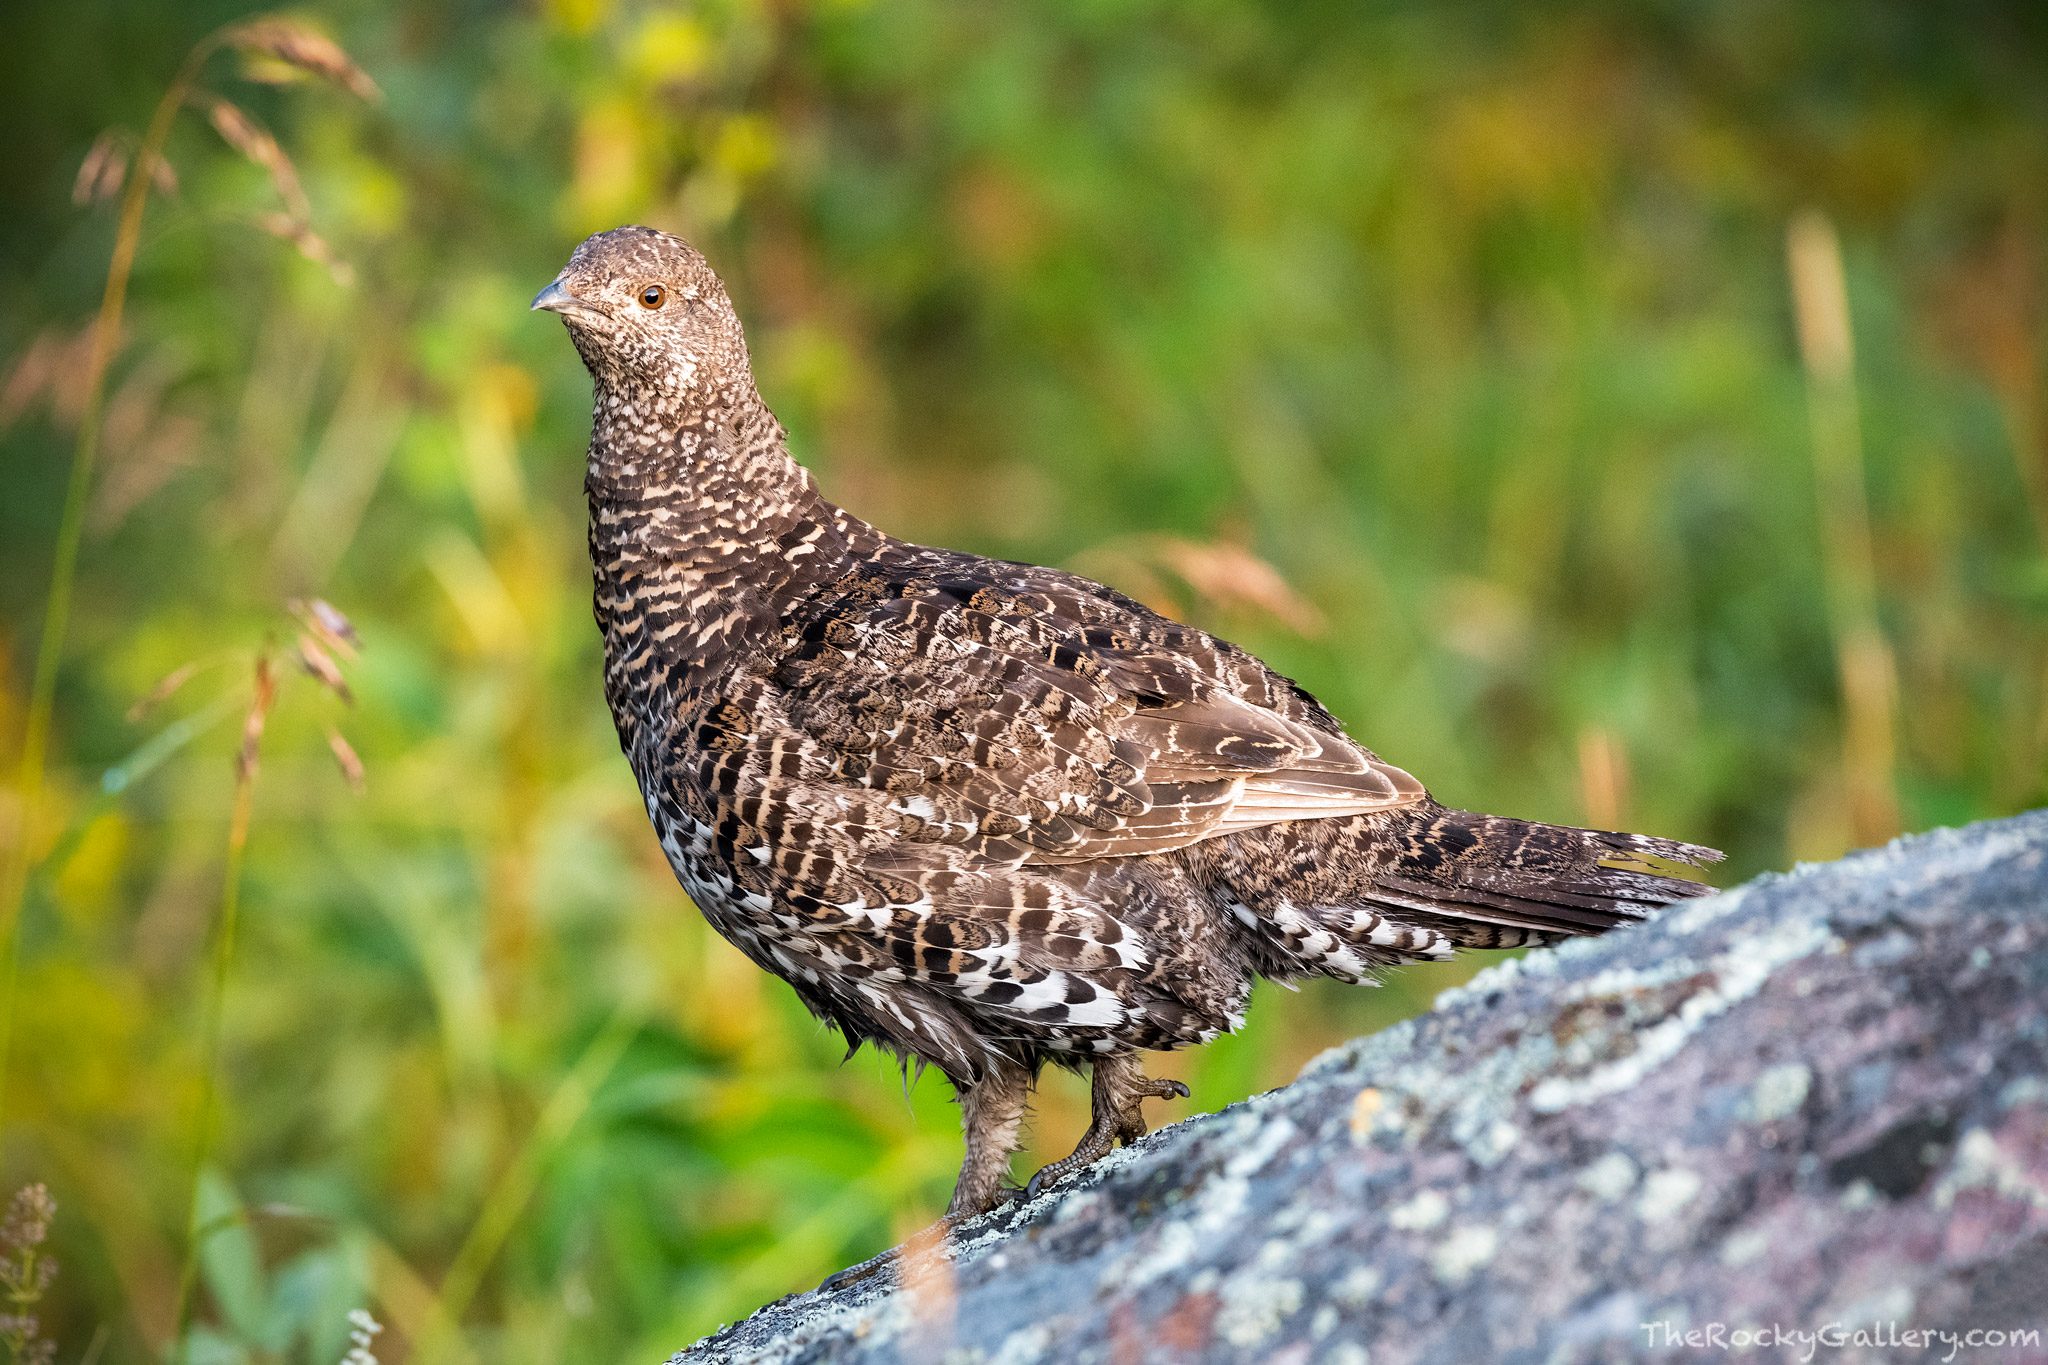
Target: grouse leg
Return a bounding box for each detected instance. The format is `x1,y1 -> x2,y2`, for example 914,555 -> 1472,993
949,1058 -> 1032,1217
818,1059 -> 1031,1294
1023,1053 -> 1188,1202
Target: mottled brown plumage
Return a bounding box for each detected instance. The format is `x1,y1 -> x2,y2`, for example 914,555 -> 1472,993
535,226 -> 1722,1219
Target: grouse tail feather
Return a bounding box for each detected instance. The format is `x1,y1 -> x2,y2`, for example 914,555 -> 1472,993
1363,805 -> 1723,947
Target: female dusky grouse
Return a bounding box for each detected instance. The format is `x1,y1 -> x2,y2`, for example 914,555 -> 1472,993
534,225 -> 1722,1219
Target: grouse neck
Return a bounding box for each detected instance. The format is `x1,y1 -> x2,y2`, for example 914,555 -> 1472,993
583,376 -> 867,688
584,377 -> 827,561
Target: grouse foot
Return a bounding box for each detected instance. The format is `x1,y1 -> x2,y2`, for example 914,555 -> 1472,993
817,1252 -> 889,1295
814,1186 -> 1026,1295
1024,1054 -> 1188,1201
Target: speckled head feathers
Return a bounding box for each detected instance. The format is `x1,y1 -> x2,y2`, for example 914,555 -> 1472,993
535,225 -> 750,402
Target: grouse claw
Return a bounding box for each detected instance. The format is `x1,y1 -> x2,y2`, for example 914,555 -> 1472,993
818,1246 -> 898,1294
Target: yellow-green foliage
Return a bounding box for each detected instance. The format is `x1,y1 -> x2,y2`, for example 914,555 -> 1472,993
1,2 -> 2044,1363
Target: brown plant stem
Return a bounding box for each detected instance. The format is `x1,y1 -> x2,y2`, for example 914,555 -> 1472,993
1788,210 -> 1900,850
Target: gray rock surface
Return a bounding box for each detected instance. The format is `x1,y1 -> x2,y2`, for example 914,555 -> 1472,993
671,813 -> 2048,1364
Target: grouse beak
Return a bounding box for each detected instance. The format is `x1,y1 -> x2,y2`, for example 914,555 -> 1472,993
530,278 -> 594,318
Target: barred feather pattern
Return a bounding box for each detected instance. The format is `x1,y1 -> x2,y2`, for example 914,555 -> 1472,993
541,226 -> 1723,1210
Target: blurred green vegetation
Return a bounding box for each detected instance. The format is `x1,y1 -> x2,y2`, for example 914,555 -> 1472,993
2,0 -> 2046,1361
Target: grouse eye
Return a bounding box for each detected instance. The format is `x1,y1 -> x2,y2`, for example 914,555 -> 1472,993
639,284 -> 666,309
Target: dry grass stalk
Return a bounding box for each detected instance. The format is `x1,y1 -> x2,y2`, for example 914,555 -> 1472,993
90,350 -> 205,531
295,601 -> 368,791
308,598 -> 360,649
1577,727 -> 1630,831
257,213 -> 354,286
199,95 -> 311,222
325,728 -> 366,793
1788,210 -> 1900,849
196,93 -> 359,283
0,326 -> 105,434
1931,216 -> 2048,551
292,597 -> 361,659
296,633 -> 353,704
1153,536 -> 1326,636
225,17 -> 381,101
70,132 -> 178,207
71,132 -> 127,206
127,660 -> 205,723
1072,534 -> 1325,636
235,651 -> 277,786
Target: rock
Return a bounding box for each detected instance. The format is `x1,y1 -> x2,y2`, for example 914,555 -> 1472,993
671,813 -> 2048,1364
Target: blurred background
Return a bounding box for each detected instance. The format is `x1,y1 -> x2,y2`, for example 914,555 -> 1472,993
2,0 -> 2045,1361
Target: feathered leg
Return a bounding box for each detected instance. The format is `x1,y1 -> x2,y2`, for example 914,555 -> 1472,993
948,1058 -> 1032,1218
821,1058 -> 1034,1293
1023,1053 -> 1188,1201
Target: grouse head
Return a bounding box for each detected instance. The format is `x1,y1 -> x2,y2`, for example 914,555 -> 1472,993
532,225 -> 750,407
